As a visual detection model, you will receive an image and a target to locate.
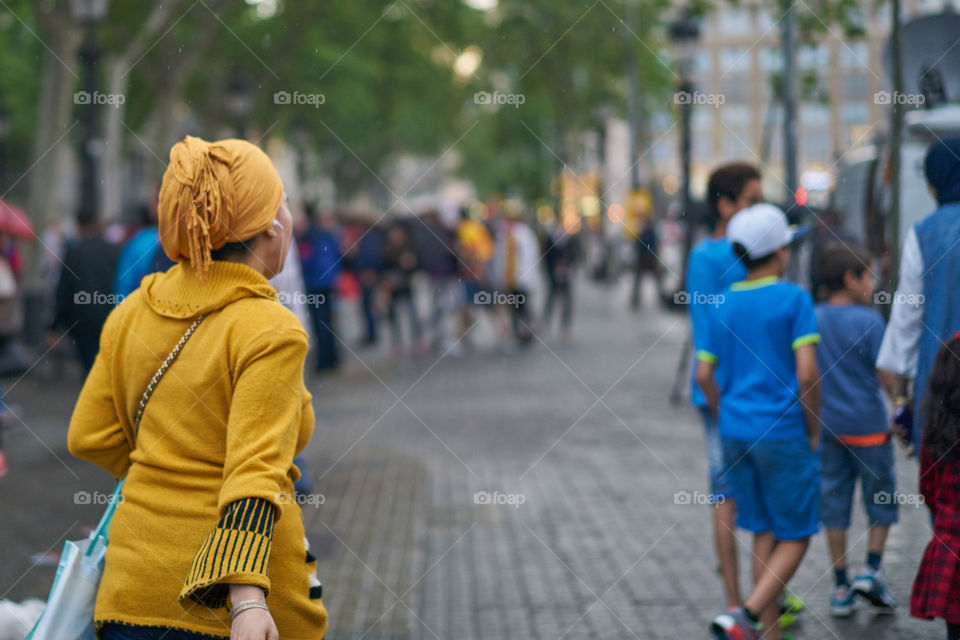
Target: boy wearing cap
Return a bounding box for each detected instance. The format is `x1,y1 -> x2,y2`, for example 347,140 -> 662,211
816,243 -> 898,616
696,203 -> 821,640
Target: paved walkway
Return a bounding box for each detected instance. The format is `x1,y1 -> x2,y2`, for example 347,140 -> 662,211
0,278 -> 943,639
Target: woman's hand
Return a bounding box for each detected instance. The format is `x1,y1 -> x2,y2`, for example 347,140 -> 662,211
229,584 -> 278,640
231,605 -> 279,640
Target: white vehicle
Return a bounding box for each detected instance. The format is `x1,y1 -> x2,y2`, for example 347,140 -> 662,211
830,8 -> 960,262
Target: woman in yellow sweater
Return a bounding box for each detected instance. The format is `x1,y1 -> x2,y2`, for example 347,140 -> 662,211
67,136 -> 327,640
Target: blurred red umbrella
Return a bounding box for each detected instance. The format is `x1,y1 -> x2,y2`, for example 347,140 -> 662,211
0,199 -> 35,240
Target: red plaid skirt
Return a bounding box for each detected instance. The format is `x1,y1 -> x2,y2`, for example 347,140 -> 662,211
912,531 -> 960,623
913,450 -> 960,623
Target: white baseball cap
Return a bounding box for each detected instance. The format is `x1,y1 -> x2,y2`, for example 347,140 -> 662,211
727,203 -> 802,259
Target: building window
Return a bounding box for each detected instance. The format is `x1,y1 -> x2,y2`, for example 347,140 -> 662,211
801,102 -> 830,127
692,109 -> 714,130
724,133 -> 752,158
760,47 -> 783,72
692,50 -> 713,74
841,74 -> 871,99
719,47 -> 752,74
694,137 -> 714,160
756,7 -> 775,31
714,82 -> 748,103
720,104 -> 752,128
802,130 -> 832,160
841,103 -> 871,126
718,8 -> 752,33
839,42 -> 870,70
798,45 -> 829,70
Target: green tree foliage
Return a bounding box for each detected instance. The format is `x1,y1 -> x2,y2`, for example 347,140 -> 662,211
0,2 -> 43,195
4,0 -> 873,210
457,0 -> 673,200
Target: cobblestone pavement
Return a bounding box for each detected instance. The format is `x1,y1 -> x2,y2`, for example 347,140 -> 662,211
0,279 -> 944,640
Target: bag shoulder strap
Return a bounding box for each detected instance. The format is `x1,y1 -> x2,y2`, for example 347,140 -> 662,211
132,314 -> 204,431
85,315 -> 204,554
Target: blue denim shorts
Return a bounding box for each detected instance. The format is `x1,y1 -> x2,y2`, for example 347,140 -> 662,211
820,437 -> 898,529
700,408 -> 732,500
721,436 -> 820,540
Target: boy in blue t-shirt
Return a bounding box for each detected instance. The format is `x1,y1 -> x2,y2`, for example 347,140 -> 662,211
815,243 -> 898,616
697,204 -> 820,640
686,162 -> 761,609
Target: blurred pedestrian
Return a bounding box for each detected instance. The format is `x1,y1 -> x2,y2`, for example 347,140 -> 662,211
455,207 -> 494,351
877,136 -> 960,453
67,135 -> 326,639
815,244 -> 898,617
350,221 -> 384,347
629,216 -> 661,311
697,204 -> 819,640
298,206 -> 343,371
542,219 -> 579,339
114,205 -> 160,298
911,334 -> 960,640
270,236 -> 315,499
414,210 -> 458,351
491,210 -> 539,346
49,207 -> 121,373
686,162 -> 762,611
381,222 -> 425,355
807,209 -> 860,302
0,234 -> 23,478
271,240 -> 311,332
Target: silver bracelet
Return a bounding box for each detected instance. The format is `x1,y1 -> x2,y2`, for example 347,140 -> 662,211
229,600 -> 269,619
231,599 -> 267,609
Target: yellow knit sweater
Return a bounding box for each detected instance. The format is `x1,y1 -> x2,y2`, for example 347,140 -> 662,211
67,261 -> 327,639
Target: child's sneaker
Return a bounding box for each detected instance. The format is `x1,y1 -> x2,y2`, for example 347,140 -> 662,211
829,584 -> 855,617
781,590 -> 805,615
779,590 -> 805,627
852,566 -> 897,610
711,607 -> 759,640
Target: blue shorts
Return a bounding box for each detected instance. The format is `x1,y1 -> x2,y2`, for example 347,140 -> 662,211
721,436 -> 820,540
700,408 -> 732,500
820,437 -> 898,529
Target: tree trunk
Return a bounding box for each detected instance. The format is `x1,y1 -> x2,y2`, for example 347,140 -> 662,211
23,22 -> 82,292
888,0 -> 904,298
98,57 -> 130,223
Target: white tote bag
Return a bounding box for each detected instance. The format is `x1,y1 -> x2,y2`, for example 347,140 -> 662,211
25,481 -> 123,640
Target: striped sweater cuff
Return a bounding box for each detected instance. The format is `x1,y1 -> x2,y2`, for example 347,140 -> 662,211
179,497 -> 276,609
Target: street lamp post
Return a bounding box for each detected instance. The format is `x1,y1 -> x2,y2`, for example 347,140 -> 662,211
781,2 -> 799,199
670,13 -> 700,279
668,12 -> 700,405
292,115 -> 310,209
227,72 -> 255,139
593,102 -> 614,281
622,0 -> 643,192
70,0 -> 110,219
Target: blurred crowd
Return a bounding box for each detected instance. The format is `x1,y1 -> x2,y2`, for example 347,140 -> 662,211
32,201 -> 588,382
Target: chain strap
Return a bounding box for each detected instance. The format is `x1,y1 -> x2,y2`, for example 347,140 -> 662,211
132,315 -> 205,430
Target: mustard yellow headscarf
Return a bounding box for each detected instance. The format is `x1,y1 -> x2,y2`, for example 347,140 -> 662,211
158,135 -> 283,282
